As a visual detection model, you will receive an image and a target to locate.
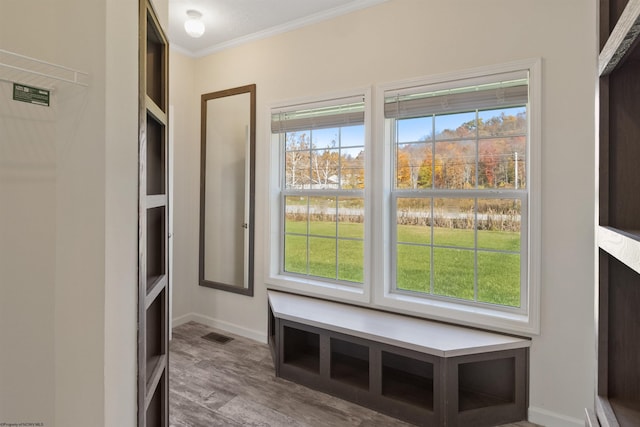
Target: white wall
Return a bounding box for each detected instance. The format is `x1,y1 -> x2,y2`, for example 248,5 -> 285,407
0,0 -> 167,425
103,0 -> 139,425
169,50 -> 198,322
0,1 -> 97,424
170,0 -> 596,425
0,80 -> 57,424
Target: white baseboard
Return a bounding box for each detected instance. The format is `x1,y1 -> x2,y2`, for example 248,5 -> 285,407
171,312 -> 267,344
172,312 -> 196,329
529,406 -> 584,427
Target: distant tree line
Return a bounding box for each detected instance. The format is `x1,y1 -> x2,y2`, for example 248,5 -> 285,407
283,110 -> 525,232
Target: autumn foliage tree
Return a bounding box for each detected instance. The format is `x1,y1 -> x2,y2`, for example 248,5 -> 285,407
285,128 -> 365,189
396,110 -> 526,190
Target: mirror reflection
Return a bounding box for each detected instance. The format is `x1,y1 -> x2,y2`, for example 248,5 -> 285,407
199,84 -> 255,296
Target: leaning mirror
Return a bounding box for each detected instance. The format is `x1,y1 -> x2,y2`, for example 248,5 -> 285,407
199,84 -> 256,296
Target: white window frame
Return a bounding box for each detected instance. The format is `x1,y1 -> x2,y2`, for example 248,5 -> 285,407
373,59 -> 541,335
266,88 -> 372,305
265,60 -> 541,335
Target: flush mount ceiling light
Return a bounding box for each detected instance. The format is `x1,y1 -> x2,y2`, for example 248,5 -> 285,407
184,10 -> 205,38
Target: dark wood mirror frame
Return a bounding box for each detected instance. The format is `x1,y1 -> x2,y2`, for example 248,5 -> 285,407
199,84 -> 256,296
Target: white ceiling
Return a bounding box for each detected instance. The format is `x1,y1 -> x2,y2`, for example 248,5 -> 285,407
168,0 -> 388,57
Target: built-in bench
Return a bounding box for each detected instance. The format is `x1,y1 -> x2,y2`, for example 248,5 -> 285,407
267,290 -> 530,427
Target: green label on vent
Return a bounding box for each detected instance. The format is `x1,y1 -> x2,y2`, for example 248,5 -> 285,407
13,83 -> 50,106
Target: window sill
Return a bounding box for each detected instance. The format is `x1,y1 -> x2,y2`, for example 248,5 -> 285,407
374,290 -> 539,336
265,273 -> 369,305
265,274 -> 538,336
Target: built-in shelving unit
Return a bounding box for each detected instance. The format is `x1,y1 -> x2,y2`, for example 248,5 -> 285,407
268,291 -> 530,427
596,0 -> 640,425
138,1 -> 169,426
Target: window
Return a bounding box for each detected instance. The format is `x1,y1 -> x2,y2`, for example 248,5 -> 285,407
386,73 -> 529,311
268,60 -> 540,334
271,95 -> 367,287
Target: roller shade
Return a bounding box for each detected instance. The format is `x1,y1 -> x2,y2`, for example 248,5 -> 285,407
385,75 -> 528,119
272,96 -> 365,133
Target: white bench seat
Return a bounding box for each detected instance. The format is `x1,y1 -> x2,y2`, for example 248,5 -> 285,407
268,290 -> 530,358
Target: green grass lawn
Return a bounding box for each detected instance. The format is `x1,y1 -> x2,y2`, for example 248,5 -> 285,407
284,219 -> 521,307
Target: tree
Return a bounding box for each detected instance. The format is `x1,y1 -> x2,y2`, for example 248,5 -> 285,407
350,150 -> 365,189
285,132 -> 310,188
417,158 -> 432,188
396,150 -> 412,188
312,146 -> 340,188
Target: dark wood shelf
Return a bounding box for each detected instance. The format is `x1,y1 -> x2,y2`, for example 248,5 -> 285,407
145,275 -> 166,308
146,195 -> 167,209
597,1 -> 640,425
598,226 -> 640,274
145,354 -> 165,397
139,1 -> 169,425
145,95 -> 166,124
599,0 -> 640,76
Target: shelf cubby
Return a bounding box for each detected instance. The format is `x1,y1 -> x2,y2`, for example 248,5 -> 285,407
282,325 -> 320,373
145,13 -> 166,111
146,113 -> 165,196
603,254 -> 640,423
330,338 -> 369,390
146,206 -> 166,290
381,351 -> 434,410
145,288 -> 165,382
145,372 -> 165,426
458,357 -> 515,412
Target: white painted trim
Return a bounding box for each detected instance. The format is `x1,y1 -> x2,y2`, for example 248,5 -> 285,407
188,0 -> 389,58
168,105 -> 174,341
529,406 -> 584,427
172,312 -> 267,344
264,61 -> 541,336
265,87 -> 373,306
373,58 -> 542,336
171,313 -> 195,329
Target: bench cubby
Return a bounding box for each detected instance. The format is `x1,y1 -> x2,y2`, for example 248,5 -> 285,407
268,291 -> 530,427
282,324 -> 320,373
330,338 -> 370,390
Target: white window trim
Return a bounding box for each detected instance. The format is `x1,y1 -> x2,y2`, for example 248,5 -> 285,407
265,59 -> 541,335
265,87 -> 373,305
373,58 -> 542,335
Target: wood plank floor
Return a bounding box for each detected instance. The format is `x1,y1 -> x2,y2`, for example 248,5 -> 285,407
170,321 -> 540,427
